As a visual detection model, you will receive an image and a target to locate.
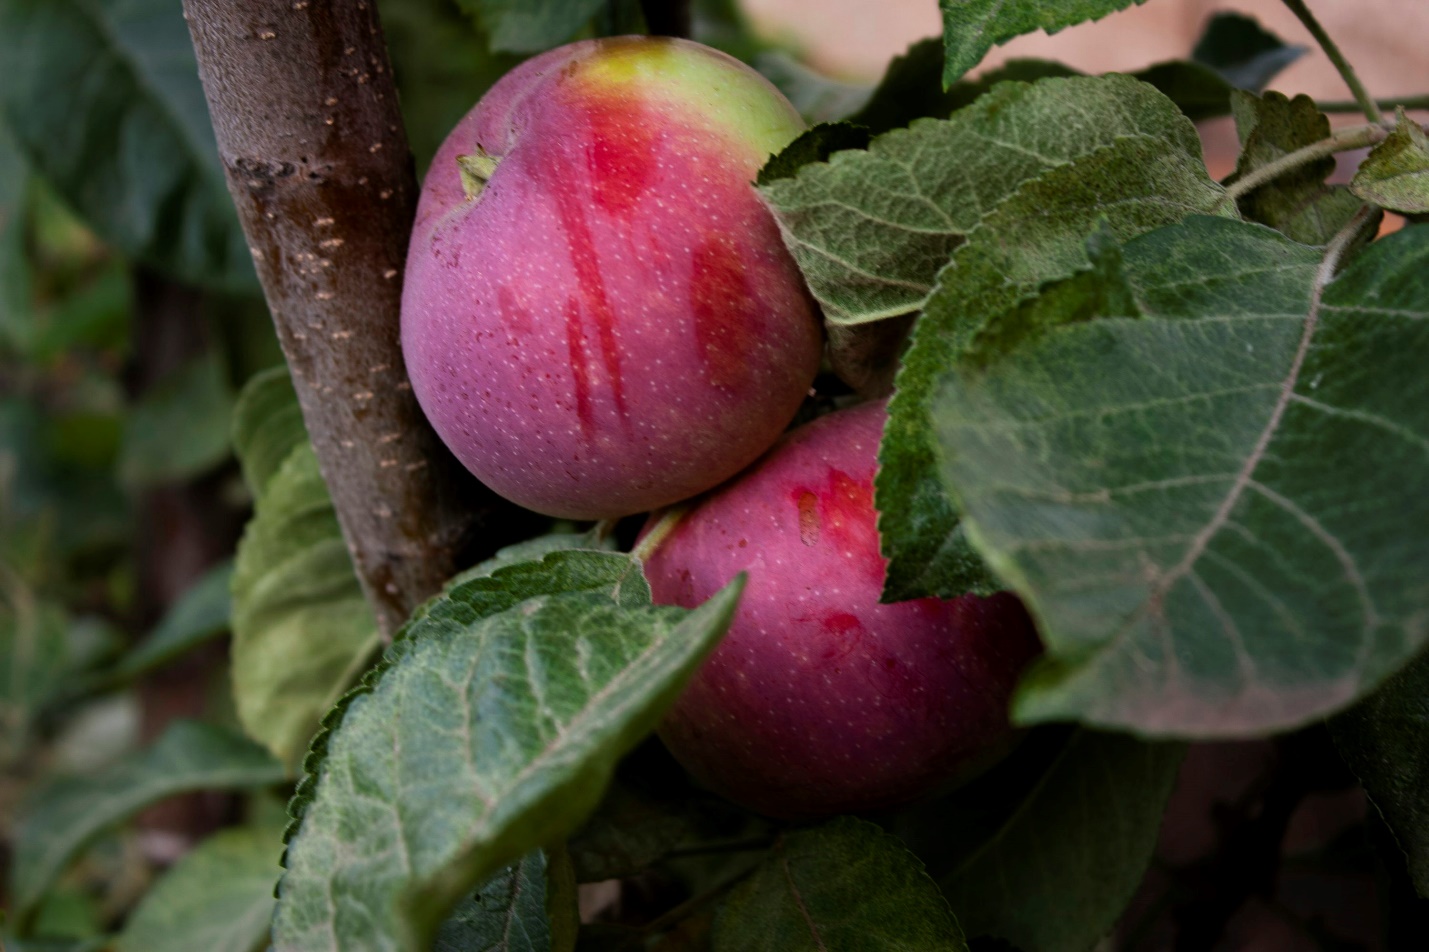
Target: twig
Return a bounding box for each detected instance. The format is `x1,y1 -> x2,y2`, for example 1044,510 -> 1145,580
1213,123 -> 1388,211
1280,0 -> 1384,124
1318,95 -> 1429,115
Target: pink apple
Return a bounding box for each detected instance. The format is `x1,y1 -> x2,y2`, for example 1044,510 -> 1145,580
401,37 -> 822,520
642,400 -> 1042,819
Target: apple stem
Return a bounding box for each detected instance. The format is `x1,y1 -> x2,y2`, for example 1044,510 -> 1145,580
632,504 -> 690,563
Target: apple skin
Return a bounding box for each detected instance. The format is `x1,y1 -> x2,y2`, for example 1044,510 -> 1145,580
642,400 -> 1042,820
401,37 -> 822,520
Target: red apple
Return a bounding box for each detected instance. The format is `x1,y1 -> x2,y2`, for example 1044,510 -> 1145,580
401,37 -> 822,520
642,400 -> 1042,819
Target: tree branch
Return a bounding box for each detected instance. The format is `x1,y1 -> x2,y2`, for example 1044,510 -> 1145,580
183,0 -> 531,637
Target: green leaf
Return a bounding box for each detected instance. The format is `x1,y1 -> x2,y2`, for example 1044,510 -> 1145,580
1132,61 -> 1240,123
25,259 -> 132,364
931,216 -> 1429,734
1132,15 -> 1308,123
457,0 -> 605,54
1351,109 -> 1429,214
712,816 -> 967,952
567,781 -> 699,883
433,850 -> 552,952
938,732 -> 1183,952
939,0 -> 1144,86
825,316 -> 917,397
1229,90 -> 1368,246
120,348 -> 235,485
929,11 -> 1298,127
2,937 -> 110,952
449,532 -> 615,588
862,51 -> 1081,136
880,114 -> 1229,603
760,75 -> 1203,328
105,560 -> 233,684
846,38 -> 950,135
0,118 -> 32,355
0,579 -> 68,762
232,366 -> 308,501
114,822 -> 284,952
231,443 -> 378,768
1331,650 -> 1429,897
757,122 -> 872,187
849,39 -> 1083,135
2,938 -> 111,952
1190,12 -> 1304,92
274,552 -> 742,952
0,0 -> 255,290
24,884 -> 105,943
10,720 -> 284,920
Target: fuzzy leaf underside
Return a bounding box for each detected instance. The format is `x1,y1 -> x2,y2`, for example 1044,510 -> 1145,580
274,552 -> 741,952
230,369 -> 377,768
932,217 -> 1429,735
231,366 -> 308,500
1351,110 -> 1429,214
1230,91 -> 1368,246
231,443 -> 378,769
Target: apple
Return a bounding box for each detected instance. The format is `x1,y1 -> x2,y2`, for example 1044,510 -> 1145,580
401,37 -> 822,520
641,400 -> 1042,819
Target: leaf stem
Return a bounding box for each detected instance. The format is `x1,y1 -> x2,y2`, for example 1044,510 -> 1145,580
1280,0 -> 1383,124
1213,123 -> 1388,210
631,504 -> 689,563
1315,203 -> 1377,288
1318,95 -> 1429,115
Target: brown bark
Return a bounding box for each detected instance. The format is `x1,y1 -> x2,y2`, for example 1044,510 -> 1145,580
183,0 -> 522,636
